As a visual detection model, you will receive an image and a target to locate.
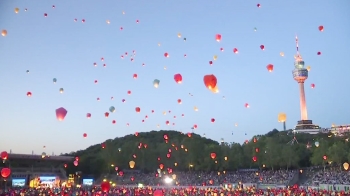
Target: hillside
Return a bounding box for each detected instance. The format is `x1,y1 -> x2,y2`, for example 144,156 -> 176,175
64,129 -> 350,178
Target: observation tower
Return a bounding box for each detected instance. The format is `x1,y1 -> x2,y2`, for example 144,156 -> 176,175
292,36 -> 320,133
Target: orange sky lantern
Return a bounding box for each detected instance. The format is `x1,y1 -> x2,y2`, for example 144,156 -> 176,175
174,74 -> 182,83
210,152 -> 216,159
203,74 -> 217,90
129,160 -> 135,168
159,164 -> 164,169
135,107 -> 141,113
266,64 -> 274,72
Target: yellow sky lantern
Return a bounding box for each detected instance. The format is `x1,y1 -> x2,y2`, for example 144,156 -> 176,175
129,160 -> 135,169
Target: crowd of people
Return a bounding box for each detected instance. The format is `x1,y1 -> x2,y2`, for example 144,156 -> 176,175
107,170 -> 296,186
0,186 -> 348,196
303,167 -> 350,186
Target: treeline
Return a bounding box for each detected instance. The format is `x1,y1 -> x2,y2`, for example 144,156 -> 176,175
64,129 -> 350,178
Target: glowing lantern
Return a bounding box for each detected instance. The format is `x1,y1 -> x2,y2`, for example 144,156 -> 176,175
133,74 -> 138,79
109,106 -> 115,113
115,167 -> 118,171
306,66 -> 311,71
311,83 -> 315,88
105,112 -> 109,118
233,48 -> 238,54
56,107 -> 67,121
224,156 -> 228,161
0,168 -> 11,178
159,164 -> 164,169
44,13 -> 48,17
14,8 -> 19,13
101,143 -> 106,148
1,151 -> 8,160
257,3 -> 261,7
280,52 -> 285,57
174,74 -> 182,83
213,55 -> 218,60
203,74 -> 217,90
315,141 -> 319,147
177,33 -> 181,38
129,160 -> 135,169
317,51 -> 321,55
86,113 -> 91,119
135,132 -> 139,136
27,92 -> 32,97
210,85 -> 219,93
164,52 -> 169,58
318,25 -> 324,32
260,45 -> 265,50
172,174 -> 176,180
278,113 -> 287,123
343,162 -> 349,170
135,107 -> 141,113
209,61 -> 213,65
59,88 -> 64,93
215,34 -> 222,42
211,118 -> 215,123
193,124 -> 198,129
220,47 -> 224,52
266,64 -> 274,72
101,181 -> 110,192
153,79 -> 160,88
323,155 -> 327,160
119,171 -> 124,176
127,90 -> 131,95
53,78 -> 57,83
166,153 -> 171,158
83,133 -> 87,138
210,152 -> 216,159
255,148 -> 259,152
245,103 -> 249,108
163,135 -> 168,140
252,156 -> 257,162
73,160 -> 78,166
177,99 -> 182,104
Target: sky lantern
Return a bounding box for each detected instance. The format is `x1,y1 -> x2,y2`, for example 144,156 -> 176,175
317,51 -> 321,55
109,106 -> 115,113
311,83 -> 315,88
209,85 -> 219,93
187,133 -> 192,137
233,48 -> 238,54
165,120 -> 169,125
215,34 -> 221,42
252,156 -> 257,162
210,152 -> 216,159
127,90 -> 131,95
1,30 -> 7,37
177,99 -> 182,104
211,118 -> 215,123
209,61 -> 213,65
203,74 -> 217,90
245,103 -> 249,108
86,113 -> 91,119
163,134 -> 168,140
280,52 -> 285,57
135,132 -> 139,137
82,19 -> 85,23
122,99 -> 126,103
257,3 -> 261,7
101,143 -> 106,148
73,160 -> 78,166
112,120 -> 116,124
129,161 -> 135,169
104,112 -> 109,118
174,74 -> 182,83
0,151 -> 8,160
27,92 -> 32,97
135,107 -> 141,113
278,113 -> 287,122
53,78 -> 57,83
59,88 -> 64,93
56,107 -> 67,121
164,52 -> 169,57
177,33 -> 181,38
101,181 -> 110,193
266,64 -> 274,72
323,155 -> 327,160
318,25 -> 324,32
133,74 -> 138,79
343,162 -> 349,170
213,55 -> 218,60
255,148 -> 259,152
83,133 -> 87,138
1,168 -> 11,178
315,141 -> 320,147
153,79 -> 160,88
44,13 -> 48,17
14,8 -> 20,13
220,47 -> 224,52
159,164 -> 164,170
260,45 -> 265,50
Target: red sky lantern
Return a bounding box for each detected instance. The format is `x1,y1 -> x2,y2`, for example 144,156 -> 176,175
112,120 -> 116,124
187,133 -> 192,137
245,103 -> 250,108
44,13 -> 48,17
211,118 -> 215,123
164,52 -> 169,58
127,90 -> 132,95
167,153 -> 171,158
215,34 -> 222,42
209,61 -> 213,65
266,64 -> 274,72
151,110 -> 154,113
252,156 -> 257,162
101,143 -> 106,149
323,155 -> 327,160
255,148 -> 259,152
210,152 -> 216,159
220,47 -> 224,52
101,181 -> 110,193
135,107 -> 141,113
27,92 -> 32,97
73,160 -> 78,166
153,190 -> 163,196
105,112 -> 109,118
193,124 -> 198,129
86,113 -> 91,119
233,48 -> 238,54
55,107 -> 67,121
64,164 -> 67,168
166,120 -> 170,125
83,133 -> 87,138
1,168 -> 11,178
133,74 -> 138,79
318,25 -> 324,32
203,74 -> 217,90
159,164 -> 164,169
1,151 -> 8,160
115,167 -> 118,171
174,73 -> 182,84
130,176 -> 135,181
163,134 -> 168,140
257,3 -> 261,7
317,51 -> 321,55
94,80 -> 98,84
253,138 -> 257,143
119,171 -> 124,176
311,83 -> 315,88
260,45 -> 265,50
177,99 -> 182,104
135,132 -> 139,136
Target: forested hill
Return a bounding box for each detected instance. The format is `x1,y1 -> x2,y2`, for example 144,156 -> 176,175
64,129 -> 349,178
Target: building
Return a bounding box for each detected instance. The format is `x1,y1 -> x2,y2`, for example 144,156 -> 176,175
292,36 -> 320,134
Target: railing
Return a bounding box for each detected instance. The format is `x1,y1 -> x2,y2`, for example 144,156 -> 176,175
11,167 -> 61,173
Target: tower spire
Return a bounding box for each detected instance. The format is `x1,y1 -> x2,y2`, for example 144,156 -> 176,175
294,35 -> 303,62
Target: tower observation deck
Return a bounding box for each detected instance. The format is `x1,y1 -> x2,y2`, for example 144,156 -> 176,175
292,36 -> 319,132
